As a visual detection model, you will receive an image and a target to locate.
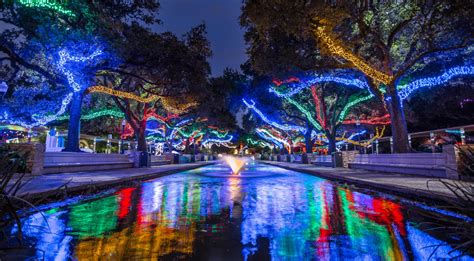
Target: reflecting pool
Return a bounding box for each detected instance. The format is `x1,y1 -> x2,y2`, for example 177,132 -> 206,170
8,163 -> 473,260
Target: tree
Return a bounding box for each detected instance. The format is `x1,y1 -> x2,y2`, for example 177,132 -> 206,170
94,23 -> 212,151
0,1 -> 160,151
241,0 -> 474,153
270,70 -> 387,154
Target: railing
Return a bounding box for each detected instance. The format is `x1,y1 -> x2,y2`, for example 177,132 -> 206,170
342,124 -> 473,154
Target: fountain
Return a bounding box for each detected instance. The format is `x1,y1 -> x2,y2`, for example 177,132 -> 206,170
198,155 -> 275,178
222,156 -> 247,174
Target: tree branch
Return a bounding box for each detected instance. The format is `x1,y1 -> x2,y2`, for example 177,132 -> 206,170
395,43 -> 471,79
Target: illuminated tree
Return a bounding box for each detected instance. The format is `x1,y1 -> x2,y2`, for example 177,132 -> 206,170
0,1 -> 160,151
93,23 -> 211,152
269,72 -> 383,153
241,1 -> 474,153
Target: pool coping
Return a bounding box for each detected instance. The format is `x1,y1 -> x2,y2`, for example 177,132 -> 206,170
259,160 -> 469,205
15,161 -> 216,202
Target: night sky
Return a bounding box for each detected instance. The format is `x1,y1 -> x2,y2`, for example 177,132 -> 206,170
157,0 -> 247,76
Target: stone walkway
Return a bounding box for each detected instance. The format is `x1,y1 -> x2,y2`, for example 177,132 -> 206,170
260,160 -> 473,203
13,162 -> 214,200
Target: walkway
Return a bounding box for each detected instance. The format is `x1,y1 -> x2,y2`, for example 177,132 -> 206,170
260,160 -> 473,203
14,162 -> 214,200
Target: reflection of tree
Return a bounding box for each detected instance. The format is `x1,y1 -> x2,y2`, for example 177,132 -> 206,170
67,195 -> 119,239
14,167 -> 473,260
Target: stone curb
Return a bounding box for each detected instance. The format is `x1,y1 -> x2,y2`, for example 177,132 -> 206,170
18,162 -> 216,202
260,161 -> 458,204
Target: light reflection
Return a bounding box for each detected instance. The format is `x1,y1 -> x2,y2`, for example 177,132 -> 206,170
9,164 -> 472,260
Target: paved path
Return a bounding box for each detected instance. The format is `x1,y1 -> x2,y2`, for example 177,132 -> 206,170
260,160 -> 473,203
13,162 -> 214,200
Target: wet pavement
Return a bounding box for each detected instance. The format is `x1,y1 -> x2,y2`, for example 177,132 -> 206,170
12,162 -> 214,199
260,160 -> 473,202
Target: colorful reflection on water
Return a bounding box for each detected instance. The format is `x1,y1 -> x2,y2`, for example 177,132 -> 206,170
11,164 -> 473,260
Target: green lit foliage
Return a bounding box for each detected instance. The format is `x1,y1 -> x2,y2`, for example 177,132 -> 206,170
17,0 -> 75,17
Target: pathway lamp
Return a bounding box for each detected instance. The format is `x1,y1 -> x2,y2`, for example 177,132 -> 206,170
356,119 -> 360,152
121,119 -> 126,154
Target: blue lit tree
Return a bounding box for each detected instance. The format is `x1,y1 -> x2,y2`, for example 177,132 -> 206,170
55,40 -> 115,151
0,1 -> 159,151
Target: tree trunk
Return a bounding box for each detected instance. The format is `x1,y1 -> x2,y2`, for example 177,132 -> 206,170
136,118 -> 147,152
387,87 -> 410,153
304,123 -> 313,153
64,92 -> 83,152
327,134 -> 336,154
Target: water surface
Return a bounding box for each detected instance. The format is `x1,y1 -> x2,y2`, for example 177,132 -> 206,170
10,163 -> 472,260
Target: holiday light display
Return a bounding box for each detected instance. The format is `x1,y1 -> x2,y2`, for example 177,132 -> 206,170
10,45 -> 107,128
397,65 -> 474,100
311,86 -> 326,129
270,75 -> 369,98
145,112 -> 179,123
337,127 -> 385,147
168,119 -> 192,140
246,137 -> 272,148
313,26 -> 393,85
58,49 -> 104,92
256,128 -> 289,148
3,92 -> 73,128
88,86 -> 158,103
210,129 -> 229,138
284,97 -> 323,130
18,0 -> 75,16
202,135 -> 233,146
159,96 -> 198,114
242,99 -> 306,133
338,94 -> 374,122
343,114 -> 391,125
56,109 -> 125,121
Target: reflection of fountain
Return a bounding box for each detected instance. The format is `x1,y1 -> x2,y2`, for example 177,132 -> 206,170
223,156 -> 247,174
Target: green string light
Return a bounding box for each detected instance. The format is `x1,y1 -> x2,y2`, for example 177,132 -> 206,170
284,97 -> 323,131
338,94 -> 374,123
56,109 -> 125,121
18,0 -> 75,17
210,129 -> 229,138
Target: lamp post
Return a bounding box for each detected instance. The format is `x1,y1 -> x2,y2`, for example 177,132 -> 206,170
356,119 -> 360,152
121,119 -> 126,154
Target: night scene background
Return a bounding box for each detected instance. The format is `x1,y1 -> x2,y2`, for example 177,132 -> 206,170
0,1 -> 473,260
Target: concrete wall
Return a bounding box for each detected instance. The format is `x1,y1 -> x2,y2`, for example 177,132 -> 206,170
352,153 -> 446,166
9,143 -> 44,176
43,152 -> 133,174
349,153 -> 447,178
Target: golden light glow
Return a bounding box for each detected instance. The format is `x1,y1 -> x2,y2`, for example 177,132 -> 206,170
159,96 -> 198,114
223,156 -> 247,174
337,126 -> 386,147
313,26 -> 394,85
74,219 -> 195,260
88,86 -> 158,103
88,86 -> 198,114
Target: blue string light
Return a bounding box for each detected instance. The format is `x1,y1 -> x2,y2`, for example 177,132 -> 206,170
57,48 -> 104,92
243,99 -> 307,133
256,128 -> 288,148
269,74 -> 369,98
1,92 -> 73,128
168,119 -> 192,140
1,45 -> 105,128
202,135 -> 233,146
398,65 -> 474,100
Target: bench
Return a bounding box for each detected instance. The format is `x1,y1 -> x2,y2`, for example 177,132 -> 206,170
291,155 -> 303,163
151,155 -> 172,166
311,155 -> 333,167
43,152 -> 133,174
348,153 -> 447,178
